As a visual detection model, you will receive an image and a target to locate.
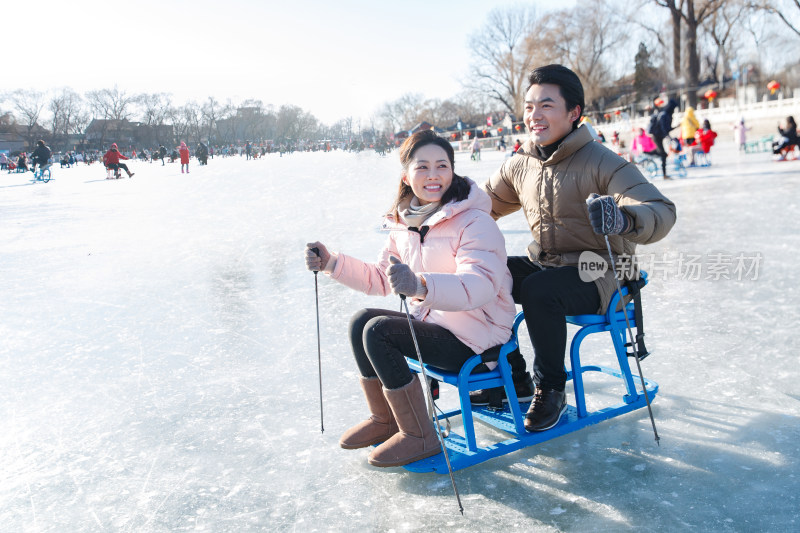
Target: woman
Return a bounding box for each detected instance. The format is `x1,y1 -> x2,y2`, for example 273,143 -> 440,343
630,127 -> 658,158
304,130 -> 516,468
691,119 -> 718,166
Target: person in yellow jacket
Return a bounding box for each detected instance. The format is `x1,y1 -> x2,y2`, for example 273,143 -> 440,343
680,106 -> 700,149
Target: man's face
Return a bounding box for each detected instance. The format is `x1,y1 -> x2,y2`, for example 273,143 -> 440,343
523,83 -> 581,146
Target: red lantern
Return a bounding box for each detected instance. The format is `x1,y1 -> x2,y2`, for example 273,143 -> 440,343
767,80 -> 780,95
514,124 -> 521,131
482,129 -> 487,136
603,113 -> 611,120
654,97 -> 665,107
451,133 -> 458,139
614,110 -> 621,116
497,127 -> 503,133
704,89 -> 718,102
466,131 -> 471,138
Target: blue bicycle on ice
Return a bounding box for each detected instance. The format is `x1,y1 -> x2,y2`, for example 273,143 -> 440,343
31,164 -> 52,183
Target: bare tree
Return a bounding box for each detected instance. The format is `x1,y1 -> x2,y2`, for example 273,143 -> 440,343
48,88 -> 88,150
701,0 -> 753,86
652,0 -> 725,107
85,86 -> 136,147
751,0 -> 800,36
86,86 -> 135,121
136,92 -> 172,126
378,93 -> 425,132
544,0 -> 630,109
200,97 -> 221,142
7,89 -> 46,148
181,101 -> 202,143
275,104 -> 318,142
465,5 -> 539,115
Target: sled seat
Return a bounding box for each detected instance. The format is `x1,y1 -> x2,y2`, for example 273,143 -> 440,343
405,271 -> 657,471
777,143 -> 798,160
406,313 -> 527,453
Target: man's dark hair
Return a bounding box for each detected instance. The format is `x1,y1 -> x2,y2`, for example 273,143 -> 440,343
527,64 -> 585,130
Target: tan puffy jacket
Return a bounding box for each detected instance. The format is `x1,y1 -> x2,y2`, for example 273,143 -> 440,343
483,125 -> 677,312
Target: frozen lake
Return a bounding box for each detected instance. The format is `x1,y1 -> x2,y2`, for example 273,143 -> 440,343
1,142 -> 798,531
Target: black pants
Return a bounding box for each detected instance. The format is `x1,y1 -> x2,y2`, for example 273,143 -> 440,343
652,134 -> 668,175
107,163 -> 130,174
348,308 -> 476,390
507,257 -> 601,391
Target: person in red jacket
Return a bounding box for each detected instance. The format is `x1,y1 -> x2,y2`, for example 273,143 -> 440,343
690,119 -> 717,166
103,143 -> 134,178
179,141 -> 190,173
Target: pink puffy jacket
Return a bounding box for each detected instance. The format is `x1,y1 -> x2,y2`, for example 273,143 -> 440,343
329,178 -> 516,353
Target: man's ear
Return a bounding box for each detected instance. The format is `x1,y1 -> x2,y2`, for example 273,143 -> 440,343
570,106 -> 582,124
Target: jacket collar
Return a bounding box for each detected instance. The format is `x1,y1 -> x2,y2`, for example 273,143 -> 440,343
383,177 -> 490,230
518,125 -> 595,165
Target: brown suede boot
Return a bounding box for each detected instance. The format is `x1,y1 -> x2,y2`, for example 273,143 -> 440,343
368,375 -> 441,467
339,376 -> 399,449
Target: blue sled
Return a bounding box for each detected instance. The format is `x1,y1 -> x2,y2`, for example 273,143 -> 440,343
403,365 -> 658,473
404,273 -> 657,474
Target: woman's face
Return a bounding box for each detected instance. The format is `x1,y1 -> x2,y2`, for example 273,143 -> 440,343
402,144 -> 453,205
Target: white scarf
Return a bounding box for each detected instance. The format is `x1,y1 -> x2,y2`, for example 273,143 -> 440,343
400,197 -> 441,228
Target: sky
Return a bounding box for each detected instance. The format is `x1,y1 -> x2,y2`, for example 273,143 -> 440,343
2,0 -> 573,126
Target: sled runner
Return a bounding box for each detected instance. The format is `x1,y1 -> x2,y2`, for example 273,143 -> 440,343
403,272 -> 658,474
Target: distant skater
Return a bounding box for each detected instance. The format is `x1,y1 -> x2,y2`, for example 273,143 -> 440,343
732,118 -> 750,152
179,142 -> 190,173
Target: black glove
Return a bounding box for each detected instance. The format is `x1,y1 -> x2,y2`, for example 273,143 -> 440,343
586,193 -> 629,235
387,256 -> 427,299
305,242 -> 331,272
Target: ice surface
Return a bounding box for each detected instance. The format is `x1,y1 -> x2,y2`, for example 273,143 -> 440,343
1,144 -> 798,531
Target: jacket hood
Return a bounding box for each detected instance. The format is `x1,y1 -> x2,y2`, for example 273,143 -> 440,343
111,143 -> 118,150
665,99 -> 679,113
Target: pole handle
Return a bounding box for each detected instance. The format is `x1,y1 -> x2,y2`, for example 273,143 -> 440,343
311,247 -> 320,275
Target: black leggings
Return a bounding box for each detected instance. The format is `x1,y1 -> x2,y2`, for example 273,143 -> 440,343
507,257 -> 601,391
348,308 -> 476,389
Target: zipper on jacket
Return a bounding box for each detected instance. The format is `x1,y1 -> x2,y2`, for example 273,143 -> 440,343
409,226 -> 429,244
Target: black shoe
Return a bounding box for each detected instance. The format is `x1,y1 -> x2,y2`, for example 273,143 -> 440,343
469,372 -> 535,406
524,387 -> 567,432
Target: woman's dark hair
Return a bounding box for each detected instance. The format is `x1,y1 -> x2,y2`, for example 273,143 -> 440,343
390,130 -> 470,219
703,119 -> 712,130
527,64 -> 585,130
787,116 -> 797,130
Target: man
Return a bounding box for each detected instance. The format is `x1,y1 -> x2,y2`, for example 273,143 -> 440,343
477,64 -> 677,432
649,98 -> 679,179
30,140 -> 52,174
